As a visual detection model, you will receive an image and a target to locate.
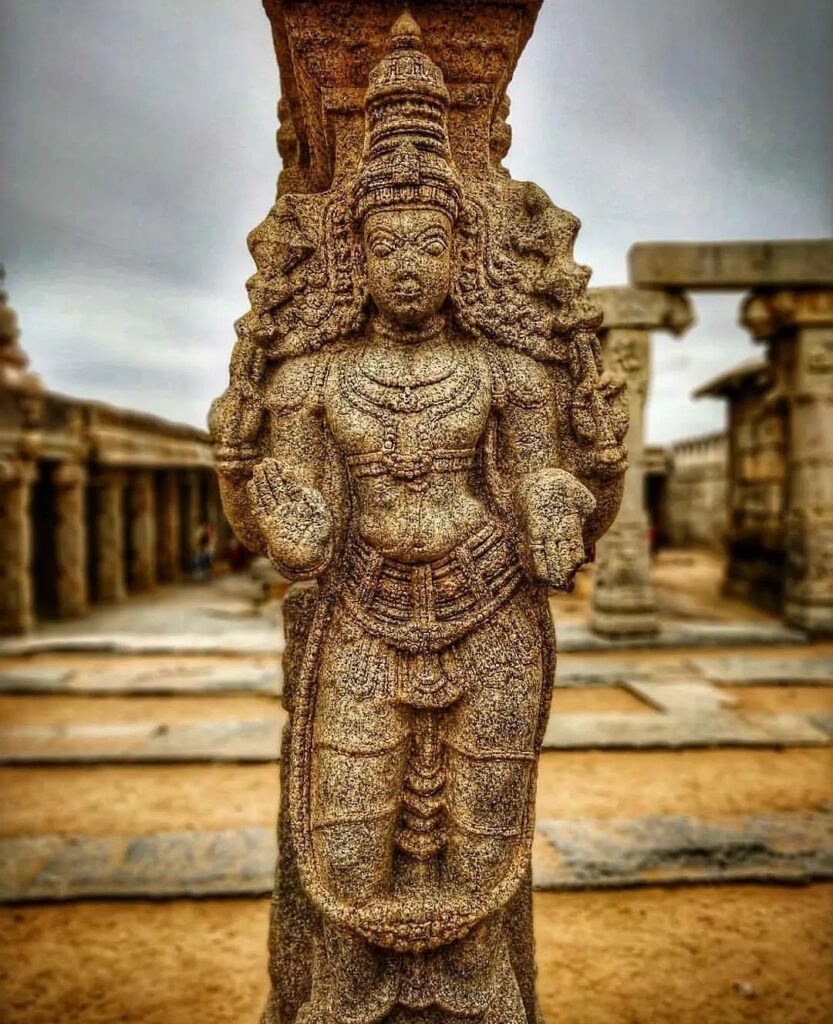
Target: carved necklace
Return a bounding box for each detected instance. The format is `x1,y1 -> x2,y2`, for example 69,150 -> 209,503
339,342 -> 481,481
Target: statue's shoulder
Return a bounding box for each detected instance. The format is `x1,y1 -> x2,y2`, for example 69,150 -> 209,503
486,344 -> 551,410
263,351 -> 332,414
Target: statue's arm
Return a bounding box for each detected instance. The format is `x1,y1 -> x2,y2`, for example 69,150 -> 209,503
214,353 -> 333,579
498,352 -> 597,590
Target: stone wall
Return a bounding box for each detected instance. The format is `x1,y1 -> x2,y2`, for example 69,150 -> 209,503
664,432 -> 729,549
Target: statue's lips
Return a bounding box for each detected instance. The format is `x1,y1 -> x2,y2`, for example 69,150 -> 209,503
393,284 -> 422,300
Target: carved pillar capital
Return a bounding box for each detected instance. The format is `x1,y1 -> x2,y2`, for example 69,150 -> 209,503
92,468 -> 128,490
592,286 -> 695,337
741,288 -> 833,339
0,457 -> 37,487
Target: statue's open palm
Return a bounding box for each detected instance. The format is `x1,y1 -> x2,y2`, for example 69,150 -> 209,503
249,458 -> 333,575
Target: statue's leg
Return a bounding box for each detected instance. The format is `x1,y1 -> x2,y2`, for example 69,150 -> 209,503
442,594 -> 542,887
301,611 -> 409,1024
439,593 -> 543,1024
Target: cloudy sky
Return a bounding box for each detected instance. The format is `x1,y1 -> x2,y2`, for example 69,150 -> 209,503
1,0 -> 831,443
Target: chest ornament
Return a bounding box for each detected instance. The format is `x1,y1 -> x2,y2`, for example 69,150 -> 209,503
338,348 -> 483,482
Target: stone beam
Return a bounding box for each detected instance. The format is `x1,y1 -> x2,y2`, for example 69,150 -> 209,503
629,239 -> 833,291
590,286 -> 694,335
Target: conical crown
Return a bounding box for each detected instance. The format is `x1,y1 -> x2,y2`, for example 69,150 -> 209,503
352,10 -> 462,224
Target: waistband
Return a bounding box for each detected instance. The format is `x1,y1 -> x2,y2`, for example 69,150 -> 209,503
345,446 -> 478,482
341,522 -> 522,652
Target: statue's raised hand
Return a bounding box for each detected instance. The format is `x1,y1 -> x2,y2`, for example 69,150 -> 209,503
517,468 -> 596,591
248,458 -> 333,577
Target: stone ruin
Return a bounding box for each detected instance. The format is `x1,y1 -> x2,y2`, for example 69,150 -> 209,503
589,239 -> 833,637
0,275 -> 227,636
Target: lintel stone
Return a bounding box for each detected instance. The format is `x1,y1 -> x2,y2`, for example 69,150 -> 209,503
629,239 -> 833,291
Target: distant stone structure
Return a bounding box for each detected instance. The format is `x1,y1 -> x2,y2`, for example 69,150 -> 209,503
663,432 -> 729,550
0,282 -> 225,636
696,359 -> 787,614
591,238 -> 833,636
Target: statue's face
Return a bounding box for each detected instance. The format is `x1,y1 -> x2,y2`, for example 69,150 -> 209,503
364,208 -> 452,328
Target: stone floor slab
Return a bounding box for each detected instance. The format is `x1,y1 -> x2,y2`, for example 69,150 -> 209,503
2,811 -> 829,901
0,633 -> 284,656
553,659 -> 682,688
536,810 -> 833,890
0,662 -> 282,696
0,668 -> 75,692
689,654 -> 833,685
557,621 -> 806,652
543,711 -> 829,750
0,719 -> 283,763
624,680 -> 737,714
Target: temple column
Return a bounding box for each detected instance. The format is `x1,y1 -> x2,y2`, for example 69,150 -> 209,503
93,469 -> 127,603
128,470 -> 156,591
180,470 -> 201,575
0,459 -> 36,634
588,287 -> 694,636
53,462 -> 89,619
589,327 -> 657,635
157,470 -> 182,582
742,289 -> 833,634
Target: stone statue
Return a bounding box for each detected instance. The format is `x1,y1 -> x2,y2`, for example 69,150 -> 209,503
211,11 -> 627,1024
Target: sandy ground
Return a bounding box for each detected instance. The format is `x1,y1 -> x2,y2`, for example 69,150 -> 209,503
1,886 -> 831,1024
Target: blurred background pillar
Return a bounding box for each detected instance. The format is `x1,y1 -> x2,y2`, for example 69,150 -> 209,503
156,470 -> 182,582
128,470 -> 156,592
93,469 -> 127,603
743,288 -> 833,635
180,469 -> 201,575
589,287 -> 694,636
0,459 -> 36,634
53,462 -> 88,619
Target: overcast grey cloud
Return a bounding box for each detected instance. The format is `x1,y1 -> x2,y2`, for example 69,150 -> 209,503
1,0 -> 831,442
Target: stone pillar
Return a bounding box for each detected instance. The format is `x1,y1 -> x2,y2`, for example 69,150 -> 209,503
0,459 -> 36,634
53,462 -> 89,619
589,328 -> 657,634
93,469 -> 127,603
156,470 -> 182,582
127,470 -> 156,591
743,289 -> 833,634
588,287 -> 694,636
180,470 -> 201,575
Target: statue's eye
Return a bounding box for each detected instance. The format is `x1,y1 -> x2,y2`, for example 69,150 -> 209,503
370,240 -> 395,258
422,238 -> 447,256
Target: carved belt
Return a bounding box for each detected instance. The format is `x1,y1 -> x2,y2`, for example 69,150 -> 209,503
345,446 -> 477,481
341,522 -> 523,652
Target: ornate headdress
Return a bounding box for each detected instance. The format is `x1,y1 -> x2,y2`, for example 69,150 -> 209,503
351,10 -> 463,225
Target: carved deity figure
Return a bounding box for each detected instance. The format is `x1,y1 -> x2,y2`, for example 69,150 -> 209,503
211,12 -> 627,1024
